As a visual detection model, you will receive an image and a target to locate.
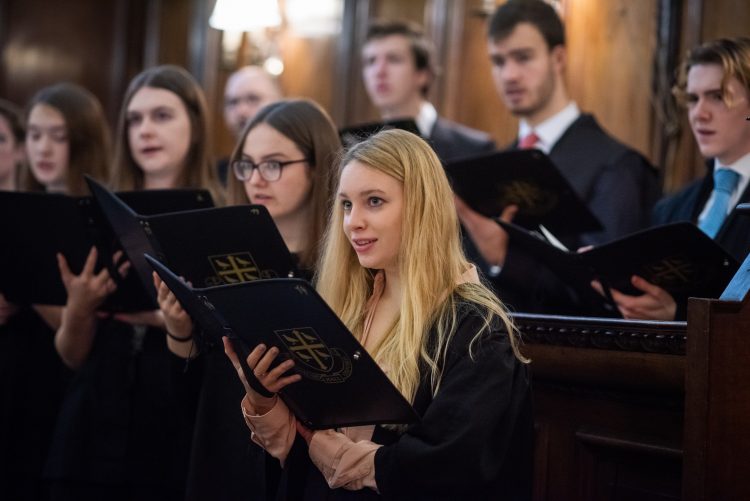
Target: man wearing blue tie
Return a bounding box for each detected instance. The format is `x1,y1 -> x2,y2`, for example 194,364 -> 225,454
598,37 -> 750,320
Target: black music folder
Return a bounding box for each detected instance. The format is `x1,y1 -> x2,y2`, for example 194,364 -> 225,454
497,220 -> 738,305
147,255 -> 418,429
339,118 -> 420,148
446,149 -> 603,235
0,188 -> 213,310
87,178 -> 296,307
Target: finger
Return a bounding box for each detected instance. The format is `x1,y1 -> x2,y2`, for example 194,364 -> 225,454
266,358 -> 295,381
577,245 -> 594,254
82,246 -> 99,275
500,204 -> 519,222
57,253 -> 73,282
223,337 -> 240,365
113,250 -> 124,264
252,346 -> 278,376
270,373 -> 302,393
152,272 -> 162,289
118,260 -> 131,278
590,280 -> 605,297
630,275 -> 665,297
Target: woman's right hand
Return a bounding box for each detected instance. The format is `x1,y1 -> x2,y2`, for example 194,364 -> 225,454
223,337 -> 300,415
153,272 -> 193,340
57,247 -> 116,317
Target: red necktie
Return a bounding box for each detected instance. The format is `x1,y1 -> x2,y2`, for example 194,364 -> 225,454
518,131 -> 540,149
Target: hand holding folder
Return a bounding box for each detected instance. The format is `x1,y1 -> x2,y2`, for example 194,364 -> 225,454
147,255 -> 418,430
0,185 -> 213,311
497,220 -> 739,311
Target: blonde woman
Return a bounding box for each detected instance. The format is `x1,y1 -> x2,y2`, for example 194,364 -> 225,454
225,129 -> 533,499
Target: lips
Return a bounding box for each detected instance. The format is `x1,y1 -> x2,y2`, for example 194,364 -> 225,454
351,238 -> 376,253
251,193 -> 273,203
34,161 -> 55,172
140,146 -> 163,155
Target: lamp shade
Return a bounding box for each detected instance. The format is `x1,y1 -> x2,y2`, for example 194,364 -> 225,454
209,0 -> 282,31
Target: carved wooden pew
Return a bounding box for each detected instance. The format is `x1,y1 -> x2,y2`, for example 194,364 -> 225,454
514,313 -> 687,500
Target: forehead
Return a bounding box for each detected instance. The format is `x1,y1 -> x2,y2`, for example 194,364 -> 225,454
128,86 -> 185,111
488,22 -> 549,54
686,63 -> 726,92
242,122 -> 301,155
28,103 -> 65,125
225,71 -> 275,97
363,34 -> 413,57
338,160 -> 401,192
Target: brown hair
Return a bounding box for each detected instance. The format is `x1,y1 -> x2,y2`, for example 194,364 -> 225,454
22,83 -> 110,195
487,0 -> 565,49
111,65 -> 224,204
673,37 -> 750,105
227,99 -> 341,270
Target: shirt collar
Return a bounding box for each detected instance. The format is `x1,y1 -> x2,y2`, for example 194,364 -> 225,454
415,101 -> 438,137
715,152 -> 750,179
518,102 -> 580,154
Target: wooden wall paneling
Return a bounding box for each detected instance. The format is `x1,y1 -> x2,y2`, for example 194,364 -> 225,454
0,0 -> 144,130
277,34 -> 338,114
564,0 -> 658,164
333,0 -> 369,126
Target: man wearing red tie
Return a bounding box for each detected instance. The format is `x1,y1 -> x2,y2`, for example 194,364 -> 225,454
456,0 -> 660,314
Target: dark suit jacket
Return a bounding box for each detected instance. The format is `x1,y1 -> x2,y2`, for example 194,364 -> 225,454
652,162 -> 750,262
473,113 -> 661,315
428,118 -> 496,162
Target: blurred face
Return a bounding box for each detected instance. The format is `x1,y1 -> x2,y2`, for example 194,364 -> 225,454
224,70 -> 280,138
0,116 -> 24,186
687,64 -> 750,165
26,103 -> 69,192
362,34 -> 428,115
240,123 -> 312,222
488,22 -> 563,121
339,160 -> 404,274
127,86 -> 192,180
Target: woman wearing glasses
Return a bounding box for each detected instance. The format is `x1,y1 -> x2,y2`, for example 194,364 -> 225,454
155,98 -> 341,500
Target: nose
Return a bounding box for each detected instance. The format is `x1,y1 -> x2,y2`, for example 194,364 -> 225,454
247,166 -> 266,186
500,60 -> 520,83
137,117 -> 155,137
690,97 -> 711,123
37,134 -> 53,156
345,203 -> 366,233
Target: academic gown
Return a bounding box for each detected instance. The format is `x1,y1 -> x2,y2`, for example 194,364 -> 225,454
44,319 -> 194,501
276,300 -> 533,501
0,306 -> 71,501
181,260 -> 313,501
428,118 -> 496,163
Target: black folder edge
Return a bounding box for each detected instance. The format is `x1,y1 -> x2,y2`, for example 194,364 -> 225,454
86,176 -> 160,304
446,149 -> 604,235
497,219 -> 739,305
146,254 -> 419,429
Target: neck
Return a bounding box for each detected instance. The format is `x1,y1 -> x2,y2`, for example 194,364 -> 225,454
382,267 -> 402,305
525,84 -> 570,127
275,210 -> 311,256
45,179 -> 67,194
144,170 -> 181,190
380,96 -> 424,121
717,148 -> 750,167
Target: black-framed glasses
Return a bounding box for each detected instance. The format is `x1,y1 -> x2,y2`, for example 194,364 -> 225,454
231,158 -> 310,182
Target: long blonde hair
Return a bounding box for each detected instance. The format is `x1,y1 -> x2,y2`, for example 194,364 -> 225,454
316,129 -> 525,402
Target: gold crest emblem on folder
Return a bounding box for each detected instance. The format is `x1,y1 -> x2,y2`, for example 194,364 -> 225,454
275,327 -> 352,384
499,180 -> 557,216
643,256 -> 694,287
209,252 -> 260,283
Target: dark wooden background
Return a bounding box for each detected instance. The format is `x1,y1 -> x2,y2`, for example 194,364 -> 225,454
1,0 -> 748,194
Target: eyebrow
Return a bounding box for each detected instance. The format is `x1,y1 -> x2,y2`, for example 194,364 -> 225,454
337,189 -> 387,198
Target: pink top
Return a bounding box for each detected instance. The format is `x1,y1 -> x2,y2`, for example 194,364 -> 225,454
241,266 -> 480,492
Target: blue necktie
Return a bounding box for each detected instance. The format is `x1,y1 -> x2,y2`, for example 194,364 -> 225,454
699,168 -> 740,238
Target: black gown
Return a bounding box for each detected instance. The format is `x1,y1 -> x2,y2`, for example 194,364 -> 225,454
0,306 -> 71,501
277,299 -> 534,501
44,319 -> 196,501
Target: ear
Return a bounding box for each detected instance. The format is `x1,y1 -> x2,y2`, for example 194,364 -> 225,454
551,45 -> 566,75
415,67 -> 431,96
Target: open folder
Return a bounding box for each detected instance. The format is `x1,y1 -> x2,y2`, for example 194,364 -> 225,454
339,118 -> 420,148
497,220 -> 739,305
146,255 -> 419,429
86,177 -> 296,307
0,187 -> 213,310
445,149 -> 603,235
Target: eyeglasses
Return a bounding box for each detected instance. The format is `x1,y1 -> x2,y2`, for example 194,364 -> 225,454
231,158 -> 310,182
